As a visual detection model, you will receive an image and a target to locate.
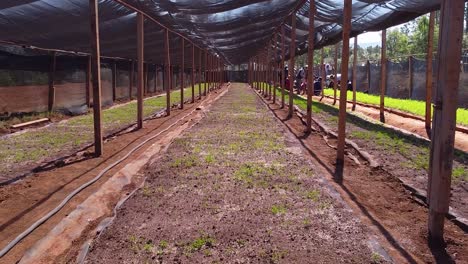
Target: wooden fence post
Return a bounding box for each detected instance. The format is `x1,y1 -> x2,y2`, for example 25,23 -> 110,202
164,29 -> 171,116
198,48 -> 202,98
281,28 -> 286,108
352,36 -> 358,111
425,11 -> 436,137
89,0 -> 103,156
191,44 -> 195,103
137,13 -> 144,129
408,55 -> 413,98
85,55 -> 91,107
306,0 -> 315,133
129,60 -> 134,99
428,0 -> 464,244
288,14 -> 296,118
112,60 -> 117,102
48,51 -> 57,112
336,0 -> 352,167
320,48 -> 325,100
333,42 -> 339,105
380,29 -> 387,123
180,38 -> 185,109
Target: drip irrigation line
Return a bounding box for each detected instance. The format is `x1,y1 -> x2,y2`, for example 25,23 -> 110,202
0,99 -> 208,258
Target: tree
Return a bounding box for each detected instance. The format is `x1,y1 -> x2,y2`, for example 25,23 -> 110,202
386,29 -> 409,58
408,15 -> 439,55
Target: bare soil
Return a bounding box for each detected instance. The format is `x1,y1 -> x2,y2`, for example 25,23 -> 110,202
307,95 -> 468,223
267,90 -> 467,263
0,91 -> 213,264
85,84 -> 380,264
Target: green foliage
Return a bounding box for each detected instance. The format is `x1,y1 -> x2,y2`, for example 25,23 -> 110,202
188,235 -> 215,252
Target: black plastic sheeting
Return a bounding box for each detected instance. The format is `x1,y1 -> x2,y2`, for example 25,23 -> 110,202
0,1 -> 450,65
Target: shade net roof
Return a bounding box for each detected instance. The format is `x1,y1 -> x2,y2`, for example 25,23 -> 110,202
0,0 -> 449,65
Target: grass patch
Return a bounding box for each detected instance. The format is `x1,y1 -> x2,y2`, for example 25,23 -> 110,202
271,204 -> 287,215
323,88 -> 468,126
187,235 -> 215,252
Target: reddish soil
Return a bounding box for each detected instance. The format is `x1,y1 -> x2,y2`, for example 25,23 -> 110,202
0,89 -> 222,264
85,84 -> 381,263
314,95 -> 468,152
303,94 -> 468,223
265,90 -> 467,263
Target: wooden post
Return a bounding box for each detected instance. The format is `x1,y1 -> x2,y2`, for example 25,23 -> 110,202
154,64 -> 158,93
129,60 -> 134,99
425,11 -> 436,137
191,44 -> 195,103
288,14 -> 296,118
428,0 -> 464,244
198,48 -> 202,98
136,13 -> 144,129
352,36 -> 358,111
89,0 -> 103,156
180,38 -> 185,109
333,43 -> 339,105
112,60 -> 117,102
427,0 -> 465,244
366,59 -> 371,93
204,51 -> 207,96
320,48 -> 325,100
409,55 -> 413,98
273,34 -> 278,104
85,55 -> 91,107
380,29 -> 387,123
306,0 -> 315,133
164,29 -> 171,116
48,51 -> 57,112
144,63 -> 148,96
336,0 -> 352,166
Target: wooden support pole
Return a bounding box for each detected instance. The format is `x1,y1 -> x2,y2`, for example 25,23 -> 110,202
333,43 -> 339,105
85,55 -> 91,108
352,36 -> 358,111
366,59 -> 371,93
180,38 -> 185,109
112,60 -> 117,102
425,11 -> 436,137
288,14 -> 296,118
191,44 -> 195,103
129,60 -> 134,99
268,44 -> 272,100
153,64 -> 158,92
320,48 -> 325,99
428,0 -> 464,243
306,0 -> 315,133
336,0 -> 352,166
48,51 -> 57,112
198,48 -> 202,98
273,34 -> 278,104
144,63 -> 148,96
89,0 -> 103,156
380,29 -> 387,123
136,13 -> 144,129
409,55 -> 414,98
204,51 -> 207,96
164,29 -> 171,116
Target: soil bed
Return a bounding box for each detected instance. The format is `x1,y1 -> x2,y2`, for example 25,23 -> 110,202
85,84 -> 380,263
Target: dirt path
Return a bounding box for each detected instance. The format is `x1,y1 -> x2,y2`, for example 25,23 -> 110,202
0,89 -> 220,264
314,95 -> 468,152
85,84 -> 383,263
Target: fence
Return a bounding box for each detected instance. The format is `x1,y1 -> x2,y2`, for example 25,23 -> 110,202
341,55 -> 468,108
0,47 -> 201,116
